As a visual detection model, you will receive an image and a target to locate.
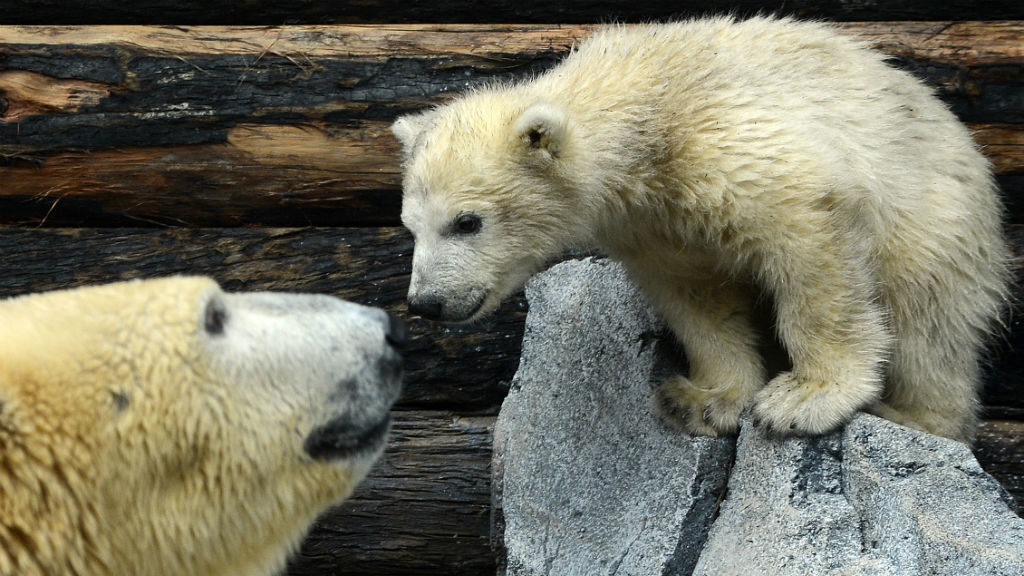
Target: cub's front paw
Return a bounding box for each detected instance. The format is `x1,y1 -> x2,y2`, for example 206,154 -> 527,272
752,371 -> 879,436
655,375 -> 748,437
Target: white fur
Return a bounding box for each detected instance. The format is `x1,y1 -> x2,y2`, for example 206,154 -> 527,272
393,17 -> 1011,443
0,277 -> 402,575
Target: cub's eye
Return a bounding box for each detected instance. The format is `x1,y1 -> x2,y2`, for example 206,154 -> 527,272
452,213 -> 483,236
204,298 -> 228,336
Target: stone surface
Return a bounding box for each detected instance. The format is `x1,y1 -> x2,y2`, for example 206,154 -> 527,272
495,257 -> 1024,576
842,414 -> 1024,576
695,413 -> 1024,576
692,414 -> 893,575
492,258 -> 735,576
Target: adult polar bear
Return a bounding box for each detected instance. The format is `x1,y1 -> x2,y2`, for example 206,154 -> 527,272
0,277 -> 406,575
392,17 -> 1010,443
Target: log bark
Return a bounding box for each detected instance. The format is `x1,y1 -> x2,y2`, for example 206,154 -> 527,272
0,0 -> 1021,26
0,226 -> 524,411
1,225 -> 1021,412
975,419 -> 1024,509
287,412 -> 496,576
1,22 -> 1021,227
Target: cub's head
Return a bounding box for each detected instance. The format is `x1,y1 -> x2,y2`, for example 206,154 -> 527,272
393,92 -> 601,323
0,277 -> 405,576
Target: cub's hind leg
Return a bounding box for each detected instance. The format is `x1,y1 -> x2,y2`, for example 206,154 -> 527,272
873,254 -> 1008,444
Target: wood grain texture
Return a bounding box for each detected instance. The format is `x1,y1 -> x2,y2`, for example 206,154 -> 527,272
0,225 -> 1020,414
0,226 -> 524,411
287,412 -> 496,575
0,0 -> 1021,25
975,419 -> 1024,510
1,22 -> 1021,227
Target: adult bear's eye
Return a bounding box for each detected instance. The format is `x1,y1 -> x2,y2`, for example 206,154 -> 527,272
204,298 -> 228,336
452,213 -> 482,235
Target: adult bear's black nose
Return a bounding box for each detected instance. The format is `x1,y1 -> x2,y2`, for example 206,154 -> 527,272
408,297 -> 443,321
385,312 -> 410,349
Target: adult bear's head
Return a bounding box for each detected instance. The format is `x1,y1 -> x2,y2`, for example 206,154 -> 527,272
0,277 -> 406,575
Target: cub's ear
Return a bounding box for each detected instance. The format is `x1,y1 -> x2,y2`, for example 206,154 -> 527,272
391,109 -> 439,154
514,102 -> 568,161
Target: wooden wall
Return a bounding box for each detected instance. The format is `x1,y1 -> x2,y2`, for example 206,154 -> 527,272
1,3 -> 1022,575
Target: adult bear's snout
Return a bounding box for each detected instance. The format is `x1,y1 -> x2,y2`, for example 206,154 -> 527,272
385,312 -> 409,349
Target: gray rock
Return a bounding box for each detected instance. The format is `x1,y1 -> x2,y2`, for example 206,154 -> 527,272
693,413 -> 1024,575
843,414 -> 1024,575
692,414 -> 896,576
495,257 -> 1024,576
492,258 -> 735,576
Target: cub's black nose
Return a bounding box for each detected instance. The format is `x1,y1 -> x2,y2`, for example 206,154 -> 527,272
385,312 -> 410,349
408,297 -> 443,321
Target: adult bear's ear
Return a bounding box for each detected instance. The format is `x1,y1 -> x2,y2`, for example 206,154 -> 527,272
515,102 -> 568,162
391,109 -> 439,157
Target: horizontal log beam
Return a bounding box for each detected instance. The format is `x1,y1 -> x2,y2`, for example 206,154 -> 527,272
0,123 -> 402,227
0,227 -> 524,411
286,411 -> 1022,575
1,225 -> 1021,413
0,1 -> 1021,25
0,122 -> 1019,228
288,412 -> 496,575
1,22 -> 1021,228
975,419 -> 1024,503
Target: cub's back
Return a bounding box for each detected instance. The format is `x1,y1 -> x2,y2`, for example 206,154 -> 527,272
554,18 -> 889,103
548,18 -> 991,214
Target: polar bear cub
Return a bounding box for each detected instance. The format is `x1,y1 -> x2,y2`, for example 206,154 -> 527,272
0,277 -> 406,576
392,17 -> 1010,443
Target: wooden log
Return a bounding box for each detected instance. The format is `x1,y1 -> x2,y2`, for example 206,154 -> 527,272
975,419 -> 1024,510
285,411 -> 1023,576
288,412 -> 496,575
0,125 -> 403,227
0,121 -> 1019,228
1,225 -> 1021,414
0,0 -> 1021,26
0,226 -> 525,411
1,22 -> 1021,228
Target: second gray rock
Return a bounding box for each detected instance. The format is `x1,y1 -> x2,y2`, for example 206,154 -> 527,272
693,413 -> 1024,576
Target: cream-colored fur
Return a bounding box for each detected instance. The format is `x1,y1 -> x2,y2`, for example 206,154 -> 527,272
393,17 -> 1010,443
0,277 -> 404,575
